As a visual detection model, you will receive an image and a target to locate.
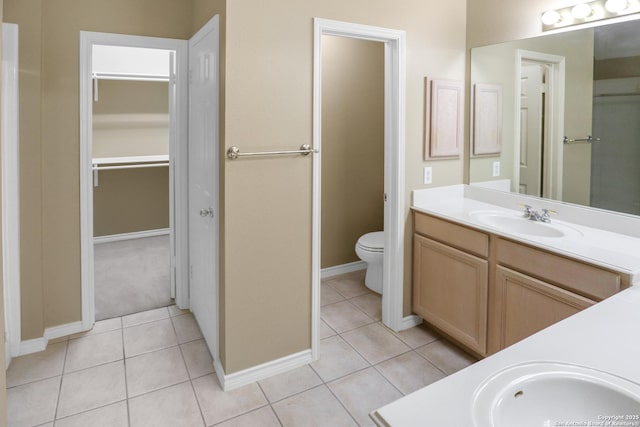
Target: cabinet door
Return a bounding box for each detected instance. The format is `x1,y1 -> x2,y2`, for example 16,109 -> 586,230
494,266 -> 595,350
413,234 -> 488,354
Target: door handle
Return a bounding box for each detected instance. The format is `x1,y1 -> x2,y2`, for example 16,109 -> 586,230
199,207 -> 214,218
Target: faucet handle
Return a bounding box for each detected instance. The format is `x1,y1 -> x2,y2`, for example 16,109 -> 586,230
540,208 -> 556,222
519,204 -> 534,218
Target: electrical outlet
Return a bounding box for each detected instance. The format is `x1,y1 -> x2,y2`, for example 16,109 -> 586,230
492,161 -> 500,177
423,167 -> 433,184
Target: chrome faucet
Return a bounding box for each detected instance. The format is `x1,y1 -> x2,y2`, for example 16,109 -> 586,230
522,205 -> 554,223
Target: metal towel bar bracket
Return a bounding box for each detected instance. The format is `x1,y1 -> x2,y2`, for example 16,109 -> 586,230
227,144 -> 316,159
563,135 -> 601,144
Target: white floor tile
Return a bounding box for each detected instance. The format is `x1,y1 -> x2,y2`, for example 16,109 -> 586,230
180,339 -> 214,379
328,368 -> 402,426
6,342 -> 66,388
321,301 -> 374,333
69,317 -> 122,340
258,365 -> 322,403
341,323 -> 410,364
272,385 -> 357,427
57,360 -> 127,418
126,346 -> 189,397
213,406 -> 281,427
7,376 -> 60,427
375,351 -> 446,395
192,374 -> 267,426
171,314 -> 203,344
416,339 -> 477,375
310,336 -> 368,382
53,401 -> 128,427
123,318 -> 178,357
129,381 -> 204,427
64,329 -> 123,373
122,307 -> 170,328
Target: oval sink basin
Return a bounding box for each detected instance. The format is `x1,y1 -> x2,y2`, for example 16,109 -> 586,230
469,211 -> 582,238
472,362 -> 640,427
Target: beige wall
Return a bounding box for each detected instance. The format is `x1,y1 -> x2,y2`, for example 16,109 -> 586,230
469,29 -> 594,207
321,36 -> 384,269
92,80 -> 170,236
5,0 -> 466,377
5,0 -> 44,340
0,0 -> 8,421
93,168 -> 170,236
222,0 -> 466,373
4,0 -> 200,339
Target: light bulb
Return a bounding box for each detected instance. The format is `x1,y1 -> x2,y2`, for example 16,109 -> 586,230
571,3 -> 593,19
541,10 -> 561,25
605,0 -> 628,12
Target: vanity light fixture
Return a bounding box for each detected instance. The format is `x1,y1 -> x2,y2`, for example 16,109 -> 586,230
541,0 -> 639,31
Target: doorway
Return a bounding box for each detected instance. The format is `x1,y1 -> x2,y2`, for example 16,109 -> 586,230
312,18 -> 412,359
514,50 -> 566,200
79,32 -> 189,330
91,44 -> 175,320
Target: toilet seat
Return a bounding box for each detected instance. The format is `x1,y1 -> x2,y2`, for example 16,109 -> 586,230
357,232 -> 384,253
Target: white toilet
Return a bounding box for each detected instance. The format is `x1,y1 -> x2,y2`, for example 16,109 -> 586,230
355,231 -> 384,294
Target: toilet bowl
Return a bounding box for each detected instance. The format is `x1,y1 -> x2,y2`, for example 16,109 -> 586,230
355,231 -> 384,294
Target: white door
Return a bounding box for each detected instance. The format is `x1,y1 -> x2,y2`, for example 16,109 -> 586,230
519,64 -> 544,196
188,16 -> 219,358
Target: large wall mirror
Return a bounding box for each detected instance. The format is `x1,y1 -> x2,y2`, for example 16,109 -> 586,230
469,18 -> 640,217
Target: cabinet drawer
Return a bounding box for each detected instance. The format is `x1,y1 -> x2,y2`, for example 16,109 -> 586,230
496,238 -> 621,301
414,211 -> 489,258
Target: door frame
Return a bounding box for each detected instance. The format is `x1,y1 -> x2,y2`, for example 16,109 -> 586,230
312,18 -> 410,358
79,32 -> 189,330
2,23 -> 21,363
514,50 -> 565,200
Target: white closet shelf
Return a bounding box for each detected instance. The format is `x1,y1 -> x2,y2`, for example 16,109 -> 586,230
92,155 -> 169,165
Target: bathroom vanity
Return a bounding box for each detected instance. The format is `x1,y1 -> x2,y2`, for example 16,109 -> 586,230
413,207 -> 631,357
371,185 -> 640,426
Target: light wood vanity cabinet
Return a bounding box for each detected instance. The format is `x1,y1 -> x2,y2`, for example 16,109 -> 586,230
492,266 -> 595,350
412,210 -> 630,358
413,214 -> 489,355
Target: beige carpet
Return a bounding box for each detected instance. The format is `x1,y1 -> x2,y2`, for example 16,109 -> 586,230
94,235 -> 172,320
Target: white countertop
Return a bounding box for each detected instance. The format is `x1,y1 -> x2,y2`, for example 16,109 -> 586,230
372,285 -> 640,426
372,185 -> 640,426
411,185 -> 640,284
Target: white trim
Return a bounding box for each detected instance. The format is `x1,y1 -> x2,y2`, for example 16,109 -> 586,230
79,32 -> 189,333
44,322 -> 84,341
2,23 -> 22,362
320,261 -> 366,279
18,338 -> 47,356
401,314 -> 423,330
94,228 -> 170,244
216,350 -> 313,392
313,19 -> 407,363
15,321 -> 83,357
514,50 -> 565,199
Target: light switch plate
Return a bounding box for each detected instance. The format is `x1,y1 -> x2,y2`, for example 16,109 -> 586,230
492,161 -> 500,177
423,166 -> 433,184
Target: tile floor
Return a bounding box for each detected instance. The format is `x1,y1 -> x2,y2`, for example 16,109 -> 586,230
7,271 -> 477,427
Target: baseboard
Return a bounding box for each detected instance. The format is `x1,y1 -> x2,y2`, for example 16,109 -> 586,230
94,228 -> 170,244
320,261 -> 366,279
18,337 -> 47,356
17,321 -> 86,357
400,314 -> 423,331
45,321 -> 84,340
217,349 -> 313,391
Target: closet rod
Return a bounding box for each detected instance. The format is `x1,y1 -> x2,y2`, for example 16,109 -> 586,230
92,162 -> 169,171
